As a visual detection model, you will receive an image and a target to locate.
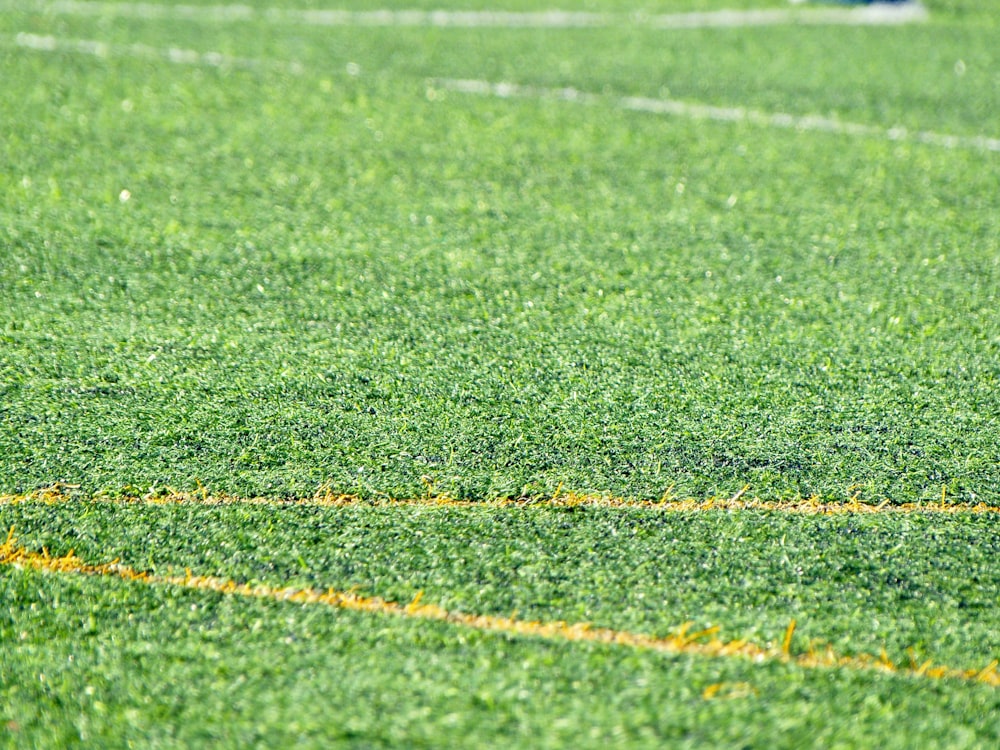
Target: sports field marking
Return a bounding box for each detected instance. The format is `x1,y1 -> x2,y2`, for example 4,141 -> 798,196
431,78 -> 1000,154
9,1 -> 929,29
8,30 -> 303,72
1,529 -> 996,688
2,485 -> 997,514
10,31 -> 997,155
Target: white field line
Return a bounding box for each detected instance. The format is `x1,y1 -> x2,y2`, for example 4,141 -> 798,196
10,31 -> 997,154
13,0 -> 928,29
9,30 -> 304,72
433,78 -> 1000,154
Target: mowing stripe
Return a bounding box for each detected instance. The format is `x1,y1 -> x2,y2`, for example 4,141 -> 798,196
9,32 -> 997,155
9,1 -> 929,29
1,485 -> 997,514
431,78 -> 1000,154
1,529 -> 996,688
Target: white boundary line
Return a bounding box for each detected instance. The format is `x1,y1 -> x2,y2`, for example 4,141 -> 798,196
9,31 -> 997,154
11,1 -> 929,29
432,78 -> 1000,153
9,30 -> 304,72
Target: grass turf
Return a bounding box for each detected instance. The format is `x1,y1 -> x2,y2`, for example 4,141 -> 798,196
1,0 -> 999,745
4,499 -> 1000,670
5,567 -> 996,749
2,5 -> 999,501
2,500 -> 999,747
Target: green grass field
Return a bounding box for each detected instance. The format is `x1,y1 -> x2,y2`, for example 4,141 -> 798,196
2,0 -> 999,746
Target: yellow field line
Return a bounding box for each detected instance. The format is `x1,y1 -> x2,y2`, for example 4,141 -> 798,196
2,484 -> 997,515
1,529 -> 996,689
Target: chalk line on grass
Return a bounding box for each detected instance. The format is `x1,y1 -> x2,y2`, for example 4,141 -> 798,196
431,77 -> 1000,154
0,529 -> 996,687
2,485 -> 997,514
11,1 -> 929,29
9,30 -> 303,72
9,30 -> 999,154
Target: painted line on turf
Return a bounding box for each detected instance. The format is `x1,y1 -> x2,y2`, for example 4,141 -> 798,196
8,30 -> 303,72
1,528 -> 996,688
9,1 -> 929,29
430,78 -> 1000,154
2,485 -> 997,514
9,32 -> 996,155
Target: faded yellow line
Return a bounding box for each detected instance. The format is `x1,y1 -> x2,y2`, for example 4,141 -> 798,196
2,484 -> 998,515
1,529 -> 996,689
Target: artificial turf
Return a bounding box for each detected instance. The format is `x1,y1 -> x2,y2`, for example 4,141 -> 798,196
1,0 -> 998,745
4,566 -> 996,749
4,499 -> 1000,671
2,3 -> 999,502
2,500 -> 999,748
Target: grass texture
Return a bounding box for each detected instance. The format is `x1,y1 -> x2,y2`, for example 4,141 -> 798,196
1,0 -> 999,746
2,0 -> 999,503
2,498 -> 999,747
